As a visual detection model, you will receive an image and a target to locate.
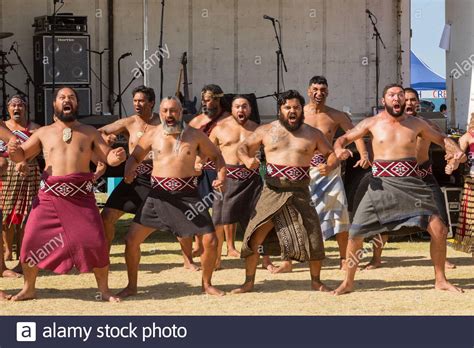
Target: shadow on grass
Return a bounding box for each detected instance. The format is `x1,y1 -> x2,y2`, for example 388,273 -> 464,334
245,277 -> 474,294
33,281 -> 198,302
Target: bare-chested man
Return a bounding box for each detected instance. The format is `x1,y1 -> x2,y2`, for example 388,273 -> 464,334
7,87 -> 126,301
366,87 -> 460,270
117,96 -> 226,297
209,95 -> 261,269
232,90 -> 338,294
332,84 -> 464,295
188,84 -> 230,256
99,86 -> 160,244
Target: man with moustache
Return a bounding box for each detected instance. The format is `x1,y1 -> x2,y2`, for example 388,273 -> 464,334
99,86 -> 160,243
117,97 -> 226,297
232,90 -> 338,294
332,84 -> 464,295
0,95 -> 41,270
209,95 -> 261,269
7,87 -> 126,301
189,84 -> 230,256
365,87 -> 459,269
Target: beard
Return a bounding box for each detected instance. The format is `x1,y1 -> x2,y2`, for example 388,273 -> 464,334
203,105 -> 219,119
163,119 -> 184,135
233,114 -> 249,125
56,113 -> 77,122
386,103 -> 405,117
278,113 -> 304,131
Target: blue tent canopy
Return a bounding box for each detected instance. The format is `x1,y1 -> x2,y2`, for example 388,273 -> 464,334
410,51 -> 446,90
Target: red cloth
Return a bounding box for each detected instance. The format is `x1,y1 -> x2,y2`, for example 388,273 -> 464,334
20,172 -> 109,274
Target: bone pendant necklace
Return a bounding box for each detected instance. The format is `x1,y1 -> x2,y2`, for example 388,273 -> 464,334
63,127 -> 72,142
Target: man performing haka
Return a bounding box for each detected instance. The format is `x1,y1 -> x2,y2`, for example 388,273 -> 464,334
100,86 -> 160,247
232,90 -> 337,294
0,95 -> 41,273
189,84 -> 230,256
332,84 -> 464,295
305,76 -> 370,269
209,95 -> 261,269
118,96 -> 226,297
7,87 -> 126,301
366,87 -> 460,269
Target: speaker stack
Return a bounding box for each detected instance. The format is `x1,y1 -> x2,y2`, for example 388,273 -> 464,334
33,15 -> 91,125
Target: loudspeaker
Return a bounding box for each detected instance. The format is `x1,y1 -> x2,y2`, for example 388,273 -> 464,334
441,187 -> 462,238
35,87 -> 91,125
33,35 -> 90,85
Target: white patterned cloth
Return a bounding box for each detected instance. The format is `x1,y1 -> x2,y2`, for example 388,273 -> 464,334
309,165 -> 350,240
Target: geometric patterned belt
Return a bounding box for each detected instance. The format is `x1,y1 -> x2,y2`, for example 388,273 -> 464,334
226,165 -> 259,181
310,153 -> 327,167
40,180 -> 94,197
266,163 -> 310,181
136,162 -> 153,176
417,163 -> 433,179
372,160 -> 420,177
151,176 -> 199,192
202,161 -> 216,171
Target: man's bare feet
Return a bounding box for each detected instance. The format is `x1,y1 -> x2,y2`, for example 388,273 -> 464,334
331,281 -> 354,296
226,249 -> 240,258
445,260 -> 456,269
311,280 -> 332,292
202,284 -> 225,296
0,291 -> 11,300
362,259 -> 382,270
2,269 -> 22,278
261,256 -> 277,272
183,262 -> 201,272
231,281 -> 254,294
435,280 -> 464,293
271,261 -> 293,274
10,288 -> 36,301
116,286 -> 137,299
100,291 -> 121,302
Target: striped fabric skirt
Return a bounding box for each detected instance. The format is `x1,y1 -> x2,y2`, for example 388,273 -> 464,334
1,159 -> 41,226
453,175 -> 473,254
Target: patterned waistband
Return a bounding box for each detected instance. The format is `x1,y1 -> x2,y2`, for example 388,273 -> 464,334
372,160 -> 419,177
310,154 -> 327,167
226,165 -> 259,180
136,162 -> 153,177
266,163 -> 310,181
202,161 -> 216,171
40,179 -> 94,197
151,176 -> 199,192
417,163 -> 433,179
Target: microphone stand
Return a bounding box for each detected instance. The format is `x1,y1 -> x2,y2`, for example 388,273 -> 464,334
158,0 -> 165,100
367,11 -> 386,108
116,55 -> 125,118
11,44 -> 36,119
88,48 -> 107,115
51,0 -> 63,98
267,17 -> 287,114
114,73 -> 140,117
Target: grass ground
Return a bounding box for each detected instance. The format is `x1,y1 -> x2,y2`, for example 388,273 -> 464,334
0,215 -> 472,316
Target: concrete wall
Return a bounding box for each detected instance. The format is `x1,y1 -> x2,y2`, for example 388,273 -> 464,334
0,0 -> 403,123
446,0 -> 474,129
